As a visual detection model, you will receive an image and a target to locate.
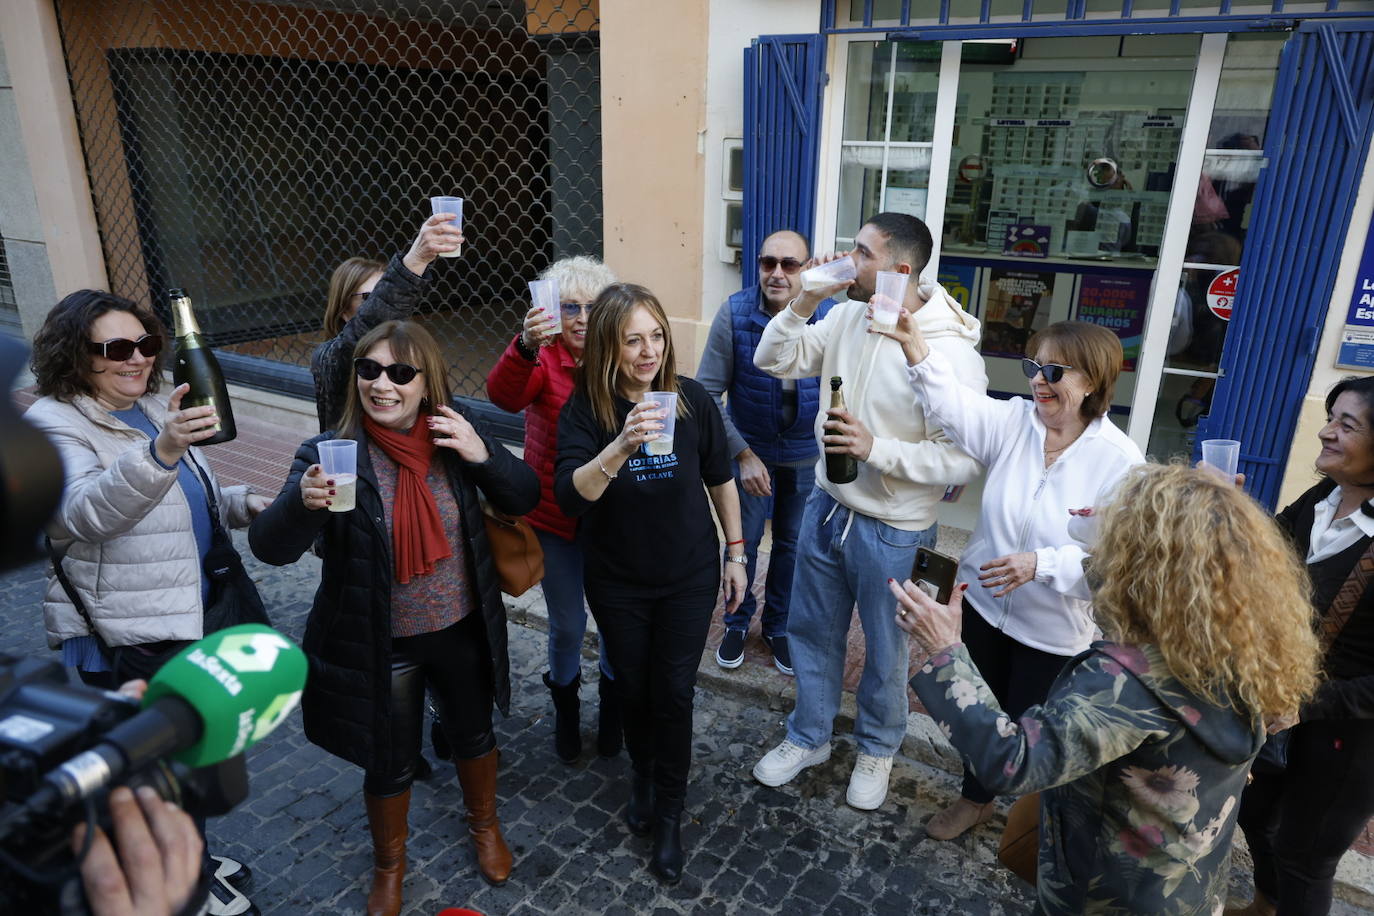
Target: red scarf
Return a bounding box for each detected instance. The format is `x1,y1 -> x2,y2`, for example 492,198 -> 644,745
363,413 -> 452,584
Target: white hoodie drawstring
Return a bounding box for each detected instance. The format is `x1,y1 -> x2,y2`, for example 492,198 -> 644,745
822,499 -> 858,547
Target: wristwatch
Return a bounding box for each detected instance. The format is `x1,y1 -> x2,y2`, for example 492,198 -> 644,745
726,555 -> 748,565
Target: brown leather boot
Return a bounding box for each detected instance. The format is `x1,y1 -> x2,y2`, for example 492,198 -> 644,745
456,748 -> 513,885
363,788 -> 410,916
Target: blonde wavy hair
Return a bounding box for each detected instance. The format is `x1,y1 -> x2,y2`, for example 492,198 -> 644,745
577,283 -> 686,434
1091,463 -> 1320,720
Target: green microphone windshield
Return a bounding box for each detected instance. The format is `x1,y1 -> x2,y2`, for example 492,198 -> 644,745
143,624 -> 308,767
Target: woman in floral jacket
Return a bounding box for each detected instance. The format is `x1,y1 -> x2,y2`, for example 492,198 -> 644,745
894,464 -> 1321,915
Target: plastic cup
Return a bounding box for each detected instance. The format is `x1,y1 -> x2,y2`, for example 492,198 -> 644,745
317,439 -> 357,512
642,391 -> 679,456
870,270 -> 910,332
429,196 -> 463,258
528,278 -> 561,329
1200,439 -> 1241,484
800,255 -> 857,293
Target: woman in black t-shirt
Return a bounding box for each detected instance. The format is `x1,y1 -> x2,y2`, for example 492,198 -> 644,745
555,283 -> 747,885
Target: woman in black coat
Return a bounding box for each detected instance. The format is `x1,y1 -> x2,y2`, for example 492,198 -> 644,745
251,320 -> 537,916
1230,374 -> 1374,916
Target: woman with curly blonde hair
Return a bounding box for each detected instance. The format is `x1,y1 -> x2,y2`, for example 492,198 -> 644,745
893,463 -> 1319,915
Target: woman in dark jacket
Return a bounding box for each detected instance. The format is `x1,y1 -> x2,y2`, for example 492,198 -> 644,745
1230,374 -> 1374,916
251,320 -> 537,916
311,213 -> 462,431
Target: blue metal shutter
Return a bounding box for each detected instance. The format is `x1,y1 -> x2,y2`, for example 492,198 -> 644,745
742,35 -> 828,283
1199,21 -> 1374,508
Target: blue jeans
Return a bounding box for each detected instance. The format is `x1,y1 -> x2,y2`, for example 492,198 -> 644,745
723,460 -> 814,638
535,528 -> 610,685
785,488 -> 937,758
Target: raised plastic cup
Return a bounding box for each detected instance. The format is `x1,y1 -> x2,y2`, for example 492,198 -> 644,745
642,391 -> 679,456
528,278 -> 561,330
800,255 -> 857,293
1200,439 -> 1241,485
870,270 -> 910,332
429,196 -> 463,258
317,439 -> 358,512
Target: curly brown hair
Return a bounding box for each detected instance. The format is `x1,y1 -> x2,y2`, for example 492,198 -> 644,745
1092,463 -> 1320,720
30,290 -> 167,402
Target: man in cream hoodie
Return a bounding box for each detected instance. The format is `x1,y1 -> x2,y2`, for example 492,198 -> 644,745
750,212 -> 987,810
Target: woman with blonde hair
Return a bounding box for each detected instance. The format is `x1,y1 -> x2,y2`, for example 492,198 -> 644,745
252,320 -> 537,914
893,463 -> 1320,915
486,255 -> 620,763
555,282 -> 747,883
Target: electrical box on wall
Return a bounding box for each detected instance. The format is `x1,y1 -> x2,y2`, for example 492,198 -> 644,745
720,138 -> 744,264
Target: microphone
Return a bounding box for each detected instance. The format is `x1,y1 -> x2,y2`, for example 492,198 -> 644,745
28,624 -> 306,815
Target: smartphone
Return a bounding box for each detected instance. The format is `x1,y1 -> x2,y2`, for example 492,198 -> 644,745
912,547 -> 959,605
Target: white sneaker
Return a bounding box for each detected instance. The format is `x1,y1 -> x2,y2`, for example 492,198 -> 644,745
752,739 -> 831,787
846,753 -> 894,810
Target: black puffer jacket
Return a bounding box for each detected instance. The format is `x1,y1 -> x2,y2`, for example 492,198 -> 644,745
250,404 -> 538,774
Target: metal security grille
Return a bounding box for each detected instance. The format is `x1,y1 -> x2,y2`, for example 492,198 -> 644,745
53,0 -> 602,400
0,239 -> 16,312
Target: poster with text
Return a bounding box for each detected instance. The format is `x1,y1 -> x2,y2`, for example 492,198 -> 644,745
981,268 -> 1055,359
938,262 -> 978,315
1075,274 -> 1150,370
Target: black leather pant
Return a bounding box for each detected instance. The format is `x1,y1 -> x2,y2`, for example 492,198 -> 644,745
363,613 -> 495,797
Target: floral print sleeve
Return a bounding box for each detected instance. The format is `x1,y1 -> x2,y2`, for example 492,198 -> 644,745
912,641 -> 1262,915
912,643 -> 1169,796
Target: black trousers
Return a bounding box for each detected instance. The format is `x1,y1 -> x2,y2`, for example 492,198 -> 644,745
364,613 -> 496,797
959,601 -> 1072,804
586,570 -> 718,811
1237,718 -> 1374,915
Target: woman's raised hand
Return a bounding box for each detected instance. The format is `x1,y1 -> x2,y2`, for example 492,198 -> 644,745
868,306 -> 930,365
891,578 -> 966,659
299,463 -> 334,511
520,304 -> 561,350
430,403 -> 490,464
153,384 -> 220,467
616,400 -> 665,456
404,213 -> 464,273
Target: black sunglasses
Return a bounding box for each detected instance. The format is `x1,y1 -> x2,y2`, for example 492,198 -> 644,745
87,334 -> 163,361
559,301 -> 594,318
354,358 -> 422,385
758,256 -> 804,275
1021,358 -> 1074,384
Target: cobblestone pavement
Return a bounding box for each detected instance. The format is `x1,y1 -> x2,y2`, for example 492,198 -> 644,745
4,538 -> 1372,915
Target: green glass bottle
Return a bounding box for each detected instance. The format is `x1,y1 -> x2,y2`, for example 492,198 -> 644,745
168,288 -> 236,445
825,376 -> 857,484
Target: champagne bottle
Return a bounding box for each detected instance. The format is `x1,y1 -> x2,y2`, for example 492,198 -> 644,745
168,288 -> 236,445
825,376 -> 857,484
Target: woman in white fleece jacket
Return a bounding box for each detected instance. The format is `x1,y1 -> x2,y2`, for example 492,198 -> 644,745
879,312 -> 1143,840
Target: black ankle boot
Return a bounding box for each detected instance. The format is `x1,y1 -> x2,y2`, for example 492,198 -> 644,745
649,806 -> 684,885
543,672 -> 582,763
596,672 -> 623,758
626,773 -> 653,836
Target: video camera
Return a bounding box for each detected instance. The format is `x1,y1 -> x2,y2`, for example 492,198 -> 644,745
0,335 -> 306,913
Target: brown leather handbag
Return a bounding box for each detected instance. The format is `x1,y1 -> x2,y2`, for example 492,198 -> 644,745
481,505 -> 544,597
998,792 -> 1041,885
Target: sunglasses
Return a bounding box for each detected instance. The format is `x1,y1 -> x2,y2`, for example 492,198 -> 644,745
1021,358 -> 1074,384
87,334 -> 163,361
354,357 -> 422,385
758,256 -> 804,275
559,301 -> 594,318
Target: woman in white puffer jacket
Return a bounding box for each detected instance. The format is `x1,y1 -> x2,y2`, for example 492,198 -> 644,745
26,289 -> 267,687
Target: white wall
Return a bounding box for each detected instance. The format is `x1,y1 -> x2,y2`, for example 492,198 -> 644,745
696,0 -> 822,335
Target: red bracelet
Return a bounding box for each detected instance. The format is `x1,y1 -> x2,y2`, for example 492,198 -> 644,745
726,538 -> 745,546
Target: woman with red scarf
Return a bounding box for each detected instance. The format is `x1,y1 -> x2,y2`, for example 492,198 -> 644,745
250,320 -> 538,916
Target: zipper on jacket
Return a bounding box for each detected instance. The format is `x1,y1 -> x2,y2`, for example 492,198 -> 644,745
998,460 -> 1055,630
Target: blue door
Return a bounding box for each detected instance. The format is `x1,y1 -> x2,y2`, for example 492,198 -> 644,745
742,34 -> 828,281
1200,21 -> 1374,507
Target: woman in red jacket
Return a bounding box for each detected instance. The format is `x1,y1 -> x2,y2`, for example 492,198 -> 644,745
486,256 -> 618,762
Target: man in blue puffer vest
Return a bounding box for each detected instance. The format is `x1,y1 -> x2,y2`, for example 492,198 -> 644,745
697,229 -> 835,675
